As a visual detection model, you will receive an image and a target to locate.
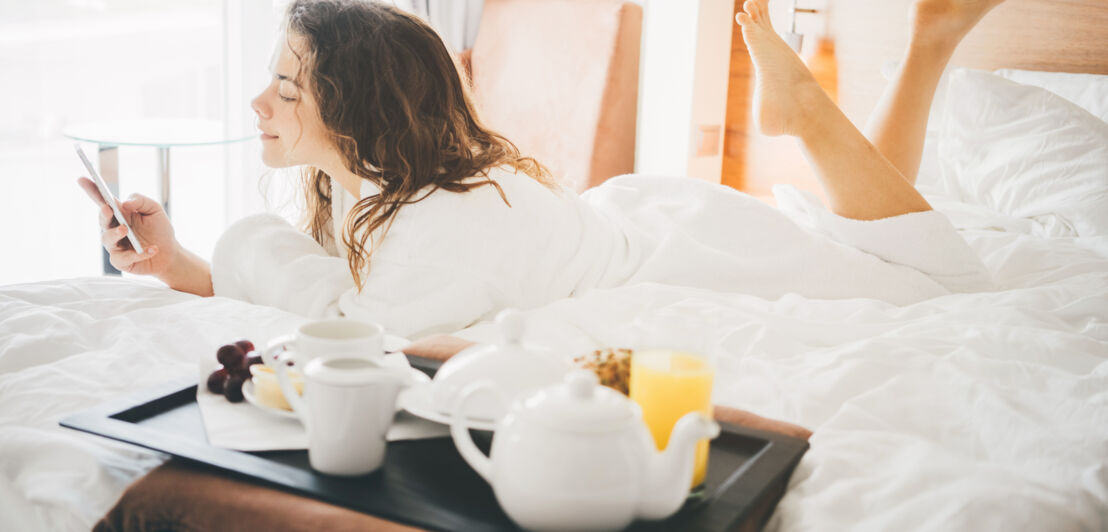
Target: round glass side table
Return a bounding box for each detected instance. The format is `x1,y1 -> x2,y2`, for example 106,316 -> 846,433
63,119 -> 254,275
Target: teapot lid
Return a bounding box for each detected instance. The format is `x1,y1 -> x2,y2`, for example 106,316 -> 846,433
515,370 -> 636,432
431,309 -> 570,419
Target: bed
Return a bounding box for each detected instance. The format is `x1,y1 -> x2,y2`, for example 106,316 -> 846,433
3,0 -> 1108,531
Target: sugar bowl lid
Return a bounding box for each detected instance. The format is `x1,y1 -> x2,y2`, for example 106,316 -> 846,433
512,369 -> 637,432
431,309 -> 570,420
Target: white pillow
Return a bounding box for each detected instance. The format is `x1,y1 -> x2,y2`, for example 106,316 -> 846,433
994,68 -> 1108,123
938,68 -> 1108,237
880,63 -> 1108,130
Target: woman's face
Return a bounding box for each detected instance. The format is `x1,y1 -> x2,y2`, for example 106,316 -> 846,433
251,33 -> 334,169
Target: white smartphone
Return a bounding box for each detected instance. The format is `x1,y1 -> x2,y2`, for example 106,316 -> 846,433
75,144 -> 145,254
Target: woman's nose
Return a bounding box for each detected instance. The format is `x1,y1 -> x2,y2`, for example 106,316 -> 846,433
251,92 -> 271,120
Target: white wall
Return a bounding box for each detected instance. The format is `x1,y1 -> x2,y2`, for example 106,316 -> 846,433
634,0 -> 699,177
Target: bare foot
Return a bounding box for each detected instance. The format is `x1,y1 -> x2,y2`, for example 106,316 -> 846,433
910,0 -> 1007,51
735,0 -> 828,137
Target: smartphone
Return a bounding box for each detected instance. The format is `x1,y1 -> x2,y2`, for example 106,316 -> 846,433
75,144 -> 145,254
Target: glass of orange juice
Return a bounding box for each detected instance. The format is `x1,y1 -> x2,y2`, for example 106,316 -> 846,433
629,349 -> 714,490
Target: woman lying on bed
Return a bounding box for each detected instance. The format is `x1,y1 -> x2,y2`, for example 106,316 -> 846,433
78,0 -> 1003,339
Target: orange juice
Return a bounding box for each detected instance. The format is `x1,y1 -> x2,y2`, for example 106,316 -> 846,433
629,350 -> 714,488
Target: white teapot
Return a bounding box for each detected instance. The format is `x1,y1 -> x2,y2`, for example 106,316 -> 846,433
451,370 -> 721,532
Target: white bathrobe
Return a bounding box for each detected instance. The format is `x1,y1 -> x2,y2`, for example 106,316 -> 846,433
211,167 -> 992,339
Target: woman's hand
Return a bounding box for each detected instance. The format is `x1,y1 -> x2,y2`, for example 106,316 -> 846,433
78,177 -> 176,274
77,178 -> 213,296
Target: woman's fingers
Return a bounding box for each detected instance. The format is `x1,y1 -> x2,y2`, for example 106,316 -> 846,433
100,204 -> 117,229
77,177 -> 107,206
103,221 -> 159,270
110,245 -> 158,272
101,223 -> 130,250
120,194 -> 163,216
78,178 -> 118,228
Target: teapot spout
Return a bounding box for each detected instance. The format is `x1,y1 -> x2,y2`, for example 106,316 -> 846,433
636,412 -> 720,520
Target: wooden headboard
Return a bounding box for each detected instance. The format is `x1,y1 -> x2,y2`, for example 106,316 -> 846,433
722,0 -> 1108,199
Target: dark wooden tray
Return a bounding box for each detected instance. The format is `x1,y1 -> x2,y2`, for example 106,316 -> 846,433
61,355 -> 808,532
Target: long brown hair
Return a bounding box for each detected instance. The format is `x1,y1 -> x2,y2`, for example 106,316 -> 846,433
285,0 -> 554,288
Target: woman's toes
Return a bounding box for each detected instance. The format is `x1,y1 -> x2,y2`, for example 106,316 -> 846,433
742,0 -> 757,18
736,12 -> 753,26
751,0 -> 767,19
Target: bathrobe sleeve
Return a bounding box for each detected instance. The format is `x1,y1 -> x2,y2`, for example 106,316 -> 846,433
211,214 -> 353,318
772,185 -> 996,293
211,213 -> 501,338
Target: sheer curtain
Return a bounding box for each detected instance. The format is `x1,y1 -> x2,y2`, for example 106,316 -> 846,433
402,0 -> 484,51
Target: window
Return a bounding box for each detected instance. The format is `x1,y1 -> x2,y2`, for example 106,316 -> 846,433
1,0 -> 233,284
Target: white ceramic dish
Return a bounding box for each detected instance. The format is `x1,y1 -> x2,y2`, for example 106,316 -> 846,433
242,380 -> 298,419
398,383 -> 498,432
243,368 -> 430,419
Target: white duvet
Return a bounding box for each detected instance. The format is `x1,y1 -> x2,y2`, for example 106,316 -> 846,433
2,192 -> 1107,531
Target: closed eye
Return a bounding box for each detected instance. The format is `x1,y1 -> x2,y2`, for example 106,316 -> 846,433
275,73 -> 300,102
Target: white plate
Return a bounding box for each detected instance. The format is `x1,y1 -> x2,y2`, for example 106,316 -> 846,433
242,367 -> 431,420
397,383 -> 499,432
241,380 -> 298,420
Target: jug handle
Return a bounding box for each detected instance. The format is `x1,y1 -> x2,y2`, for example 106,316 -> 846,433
263,336 -> 309,427
450,380 -> 498,483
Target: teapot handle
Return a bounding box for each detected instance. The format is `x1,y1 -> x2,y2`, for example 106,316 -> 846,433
263,336 -> 309,427
450,380 -> 498,483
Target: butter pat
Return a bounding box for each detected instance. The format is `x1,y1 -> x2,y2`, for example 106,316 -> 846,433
249,364 -> 304,411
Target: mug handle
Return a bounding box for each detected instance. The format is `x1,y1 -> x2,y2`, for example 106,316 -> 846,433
262,335 -> 309,427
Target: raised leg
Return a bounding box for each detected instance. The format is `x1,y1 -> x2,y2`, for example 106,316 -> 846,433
863,0 -> 1007,184
735,0 -> 926,220
734,0 -> 1002,220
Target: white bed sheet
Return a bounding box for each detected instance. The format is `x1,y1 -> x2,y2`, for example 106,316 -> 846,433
2,200 -> 1107,531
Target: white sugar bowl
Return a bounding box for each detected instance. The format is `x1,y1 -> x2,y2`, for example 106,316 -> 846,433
430,309 -> 570,422
451,370 -> 721,531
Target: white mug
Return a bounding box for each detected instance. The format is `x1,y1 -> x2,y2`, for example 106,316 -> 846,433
272,355 -> 410,476
263,319 -> 385,368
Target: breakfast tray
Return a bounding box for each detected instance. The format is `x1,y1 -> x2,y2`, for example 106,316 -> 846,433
61,355 -> 809,532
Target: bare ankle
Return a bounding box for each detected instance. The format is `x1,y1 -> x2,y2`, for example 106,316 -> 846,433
906,30 -> 960,59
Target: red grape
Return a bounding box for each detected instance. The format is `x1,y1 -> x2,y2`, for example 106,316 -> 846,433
224,373 -> 245,403
216,344 -> 245,369
235,339 -> 255,354
207,368 -> 228,394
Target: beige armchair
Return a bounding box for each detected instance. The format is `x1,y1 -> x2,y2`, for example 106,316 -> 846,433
458,0 -> 642,192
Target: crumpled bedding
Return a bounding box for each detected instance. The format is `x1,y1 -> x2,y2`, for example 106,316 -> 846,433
1,194 -> 1106,531
212,175 -> 994,340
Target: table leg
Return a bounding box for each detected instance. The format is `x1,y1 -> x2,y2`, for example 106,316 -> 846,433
98,145 -> 122,276
158,147 -> 171,218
